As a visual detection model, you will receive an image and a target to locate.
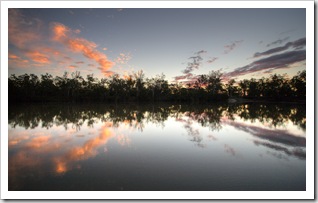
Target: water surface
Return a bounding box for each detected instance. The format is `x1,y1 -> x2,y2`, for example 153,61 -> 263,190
8,103 -> 306,191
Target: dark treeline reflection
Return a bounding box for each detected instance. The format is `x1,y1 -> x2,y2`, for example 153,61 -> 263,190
9,103 -> 306,191
9,103 -> 306,131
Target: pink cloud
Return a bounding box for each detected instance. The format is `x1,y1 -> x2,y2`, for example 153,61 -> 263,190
8,53 -> 29,68
207,57 -> 218,64
9,9 -> 42,49
74,29 -> 81,34
68,65 -> 77,69
51,23 -> 114,76
114,52 -> 132,65
9,54 -> 20,59
224,40 -> 243,54
25,51 -> 50,64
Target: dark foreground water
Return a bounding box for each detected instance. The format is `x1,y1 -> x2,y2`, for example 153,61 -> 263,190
8,103 -> 306,191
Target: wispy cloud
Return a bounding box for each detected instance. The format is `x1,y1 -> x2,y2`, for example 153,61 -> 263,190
254,38 -> 305,58
254,140 -> 305,160
51,22 -> 114,76
223,38 -> 306,79
266,37 -> 290,47
182,50 -> 206,74
224,50 -> 305,79
224,144 -> 237,157
68,65 -> 77,69
224,119 -> 306,147
97,69 -> 115,77
8,53 -> 29,68
9,9 -> 42,49
174,50 -> 207,83
207,57 -> 218,64
25,51 -> 50,64
75,61 -> 85,64
114,52 -> 132,65
9,54 -> 21,60
224,40 -> 243,54
174,73 -> 194,82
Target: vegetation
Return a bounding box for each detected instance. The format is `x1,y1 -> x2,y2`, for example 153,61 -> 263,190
8,70 -> 306,103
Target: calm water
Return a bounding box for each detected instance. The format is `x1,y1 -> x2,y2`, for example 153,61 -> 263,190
8,103 -> 306,191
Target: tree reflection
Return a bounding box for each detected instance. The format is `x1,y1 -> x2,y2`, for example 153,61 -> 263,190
8,103 -> 306,190
9,102 -> 306,153
9,103 -> 305,131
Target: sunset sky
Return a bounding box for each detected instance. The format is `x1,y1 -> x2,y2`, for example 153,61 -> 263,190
8,8 -> 306,83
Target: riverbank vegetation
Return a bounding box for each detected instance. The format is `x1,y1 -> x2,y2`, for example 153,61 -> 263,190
8,70 -> 306,103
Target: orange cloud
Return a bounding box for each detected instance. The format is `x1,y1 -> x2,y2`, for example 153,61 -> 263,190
51,23 -> 69,41
25,51 -> 50,64
8,132 -> 30,146
51,22 -> 114,76
25,135 -> 51,149
116,134 -> 131,146
68,65 -> 77,69
9,54 -> 20,59
41,47 -> 62,56
8,53 -> 29,68
53,123 -> 114,174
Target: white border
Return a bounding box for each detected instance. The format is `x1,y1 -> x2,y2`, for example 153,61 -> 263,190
1,0 -> 314,200
0,1 -> 314,8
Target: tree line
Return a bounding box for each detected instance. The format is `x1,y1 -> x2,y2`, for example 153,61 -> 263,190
8,70 -> 305,103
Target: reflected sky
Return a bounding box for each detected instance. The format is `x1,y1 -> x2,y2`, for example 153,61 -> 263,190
8,103 -> 306,191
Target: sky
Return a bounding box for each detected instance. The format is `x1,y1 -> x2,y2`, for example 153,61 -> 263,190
8,8 -> 306,83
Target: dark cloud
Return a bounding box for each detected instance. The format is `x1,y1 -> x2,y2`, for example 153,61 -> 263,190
224,144 -> 236,157
254,140 -> 305,160
195,50 -> 207,55
224,50 -> 305,79
266,37 -> 290,47
254,37 -> 305,58
183,52 -> 205,74
176,114 -> 206,148
224,120 -> 305,147
175,50 -> 207,83
224,40 -> 243,54
173,74 -> 200,86
64,56 -> 72,61
207,57 -> 218,64
174,73 -> 194,81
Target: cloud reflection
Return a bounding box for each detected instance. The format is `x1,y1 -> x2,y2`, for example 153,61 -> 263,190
53,122 -> 114,174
